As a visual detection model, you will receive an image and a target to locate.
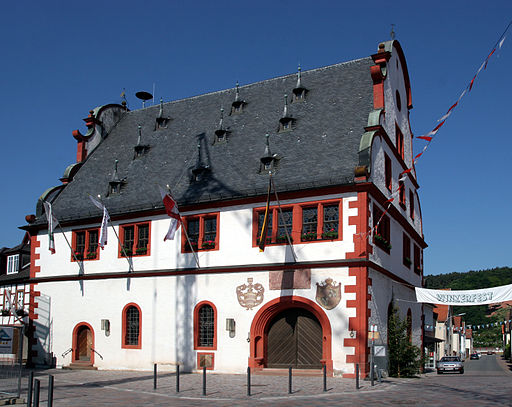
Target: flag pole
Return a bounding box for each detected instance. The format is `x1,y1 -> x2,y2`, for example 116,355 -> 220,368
96,195 -> 134,272
270,175 -> 297,262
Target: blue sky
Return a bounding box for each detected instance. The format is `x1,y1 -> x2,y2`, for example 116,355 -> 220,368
1,1 -> 511,276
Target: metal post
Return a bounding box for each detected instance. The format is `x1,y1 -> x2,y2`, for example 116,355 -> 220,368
153,363 -> 157,390
247,367 -> 251,396
33,379 -> 40,407
17,327 -> 24,399
371,343 -> 375,386
47,375 -> 54,407
288,366 -> 292,394
323,364 -> 327,392
356,364 -> 360,390
27,371 -> 34,407
202,366 -> 207,396
176,364 -> 180,393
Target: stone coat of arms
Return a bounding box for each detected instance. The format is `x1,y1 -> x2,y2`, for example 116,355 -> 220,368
315,278 -> 341,310
236,278 -> 264,310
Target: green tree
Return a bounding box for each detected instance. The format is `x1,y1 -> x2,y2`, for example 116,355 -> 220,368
388,304 -> 421,377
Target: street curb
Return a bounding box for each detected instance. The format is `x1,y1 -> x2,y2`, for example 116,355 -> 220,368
495,355 -> 512,376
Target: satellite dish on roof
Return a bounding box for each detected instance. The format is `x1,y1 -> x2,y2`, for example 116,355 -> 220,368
136,91 -> 153,108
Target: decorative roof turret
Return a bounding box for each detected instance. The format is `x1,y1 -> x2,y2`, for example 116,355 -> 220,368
108,159 -> 124,194
259,133 -> 278,173
155,98 -> 170,129
134,124 -> 150,158
231,81 -> 246,114
278,94 -> 295,132
214,107 -> 229,143
292,65 -> 308,102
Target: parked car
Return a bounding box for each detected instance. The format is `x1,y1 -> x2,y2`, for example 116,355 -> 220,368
437,356 -> 464,374
470,352 -> 480,360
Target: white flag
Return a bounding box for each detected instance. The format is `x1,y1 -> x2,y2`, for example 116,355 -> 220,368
89,196 -> 110,249
43,201 -> 58,254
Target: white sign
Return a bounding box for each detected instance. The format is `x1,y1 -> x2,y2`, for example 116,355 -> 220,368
415,284 -> 512,306
0,327 -> 14,354
374,346 -> 386,357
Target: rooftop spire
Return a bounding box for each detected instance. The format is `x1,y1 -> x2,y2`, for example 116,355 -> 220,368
391,24 -> 396,40
296,64 -> 302,88
282,94 -> 289,118
137,125 -> 142,145
112,159 -> 120,182
260,132 -> 276,171
235,81 -> 240,102
158,98 -> 164,119
218,107 -> 224,130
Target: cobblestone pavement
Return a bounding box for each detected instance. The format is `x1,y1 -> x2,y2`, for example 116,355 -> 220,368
8,356 -> 512,406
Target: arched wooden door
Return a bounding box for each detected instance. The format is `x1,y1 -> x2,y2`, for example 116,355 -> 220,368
74,324 -> 93,362
267,308 -> 322,369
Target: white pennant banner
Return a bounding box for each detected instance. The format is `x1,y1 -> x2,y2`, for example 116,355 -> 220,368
415,284 -> 512,306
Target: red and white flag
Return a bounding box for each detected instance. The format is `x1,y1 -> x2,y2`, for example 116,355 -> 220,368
159,186 -> 181,241
43,201 -> 58,254
89,196 -> 110,249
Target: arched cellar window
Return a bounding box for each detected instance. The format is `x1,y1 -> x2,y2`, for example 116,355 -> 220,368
122,303 -> 141,349
194,301 -> 217,350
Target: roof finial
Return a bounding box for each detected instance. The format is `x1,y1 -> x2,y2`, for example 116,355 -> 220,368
390,24 -> 396,40
260,132 -> 276,171
137,125 -> 142,145
235,81 -> 240,102
282,94 -> 289,118
158,98 -> 163,119
112,159 -> 120,181
219,107 -> 224,130
296,64 -> 302,88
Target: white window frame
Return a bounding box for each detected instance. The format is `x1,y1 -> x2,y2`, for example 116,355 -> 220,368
7,254 -> 19,274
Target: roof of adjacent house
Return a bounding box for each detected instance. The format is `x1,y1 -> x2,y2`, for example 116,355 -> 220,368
39,56 -> 376,224
434,304 -> 449,322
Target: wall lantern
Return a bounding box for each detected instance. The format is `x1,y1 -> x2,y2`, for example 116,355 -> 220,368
226,318 -> 236,338
101,319 -> 110,337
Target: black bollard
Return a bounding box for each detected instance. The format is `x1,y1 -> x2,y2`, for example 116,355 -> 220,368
48,375 -> 54,407
202,366 -> 207,396
27,371 -> 34,407
247,367 -> 251,396
153,363 -> 157,390
33,379 -> 40,407
355,364 -> 360,390
288,366 -> 292,394
176,364 -> 180,393
323,364 -> 327,392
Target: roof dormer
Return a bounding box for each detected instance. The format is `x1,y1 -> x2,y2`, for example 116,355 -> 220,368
292,65 -> 308,102
278,94 -> 295,133
231,82 -> 246,114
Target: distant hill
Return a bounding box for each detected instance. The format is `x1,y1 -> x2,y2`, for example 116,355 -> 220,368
424,266 -> 512,290
424,267 -> 512,344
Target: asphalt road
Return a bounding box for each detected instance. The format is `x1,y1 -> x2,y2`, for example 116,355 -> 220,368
4,355 -> 512,407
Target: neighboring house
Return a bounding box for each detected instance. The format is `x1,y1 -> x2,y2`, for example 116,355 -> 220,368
434,304 -> 449,357
21,39 -> 427,376
0,233 -> 32,363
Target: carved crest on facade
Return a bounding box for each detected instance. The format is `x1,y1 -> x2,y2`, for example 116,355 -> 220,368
236,278 -> 264,310
315,278 -> 341,310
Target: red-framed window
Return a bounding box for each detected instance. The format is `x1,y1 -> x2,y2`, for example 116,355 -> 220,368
402,233 -> 411,268
399,180 -> 406,209
396,123 -> 404,160
409,190 -> 415,220
194,301 -> 217,350
122,303 -> 142,349
253,200 -> 342,246
197,352 -> 215,370
385,153 -> 392,191
72,228 -> 99,261
119,222 -> 151,257
373,204 -> 391,253
181,213 -> 220,252
413,245 -> 421,275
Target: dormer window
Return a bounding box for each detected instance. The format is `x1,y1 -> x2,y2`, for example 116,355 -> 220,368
7,254 -> 19,274
292,87 -> 307,102
155,98 -> 170,129
214,129 -> 228,144
278,117 -> 294,133
231,101 -> 245,114
191,166 -> 210,182
134,144 -> 150,158
109,181 -> 122,195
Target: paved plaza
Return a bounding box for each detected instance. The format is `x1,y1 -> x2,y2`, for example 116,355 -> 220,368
2,355 -> 512,406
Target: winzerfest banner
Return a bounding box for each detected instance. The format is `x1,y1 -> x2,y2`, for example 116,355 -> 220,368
415,284 -> 512,305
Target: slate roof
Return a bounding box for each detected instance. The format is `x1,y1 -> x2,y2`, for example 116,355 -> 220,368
43,57 -> 375,223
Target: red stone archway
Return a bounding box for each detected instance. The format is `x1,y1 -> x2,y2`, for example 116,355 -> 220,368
72,322 -> 95,365
248,296 -> 333,374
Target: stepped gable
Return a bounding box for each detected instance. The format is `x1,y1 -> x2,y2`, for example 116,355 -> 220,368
47,57 -> 374,223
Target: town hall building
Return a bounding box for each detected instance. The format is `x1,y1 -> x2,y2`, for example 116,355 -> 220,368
2,39 -> 428,377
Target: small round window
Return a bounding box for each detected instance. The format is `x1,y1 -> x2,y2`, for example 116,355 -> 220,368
395,90 -> 401,112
